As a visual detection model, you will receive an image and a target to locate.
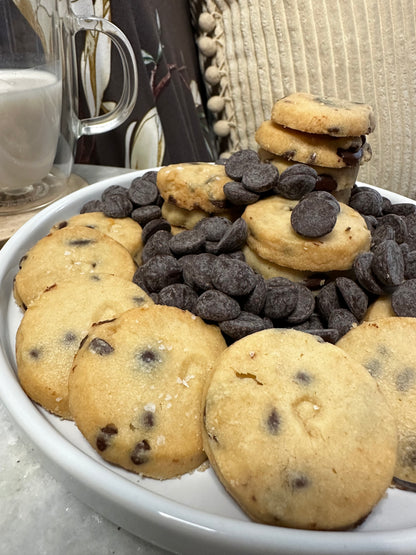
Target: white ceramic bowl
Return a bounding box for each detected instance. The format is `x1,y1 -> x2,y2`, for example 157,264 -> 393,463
1,171 -> 416,554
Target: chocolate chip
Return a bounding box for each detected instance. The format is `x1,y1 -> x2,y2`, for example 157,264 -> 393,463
63,331 -> 77,344
214,217 -> 248,253
353,252 -> 385,296
371,239 -> 404,287
223,181 -> 260,206
128,178 -> 159,206
266,408 -> 281,434
328,308 -> 358,339
291,191 -> 339,238
396,367 -> 415,392
142,411 -> 155,428
263,278 -> 298,320
399,436 -> 416,470
89,338 -> 114,355
304,328 -> 339,344
157,283 -> 198,312
241,273 -> 267,314
404,250 -> 416,280
80,199 -> 105,214
103,193 -> 133,218
131,204 -> 161,226
349,188 -> 383,216
132,295 -> 148,306
219,311 -> 272,340
102,185 -> 129,201
211,255 -> 257,296
195,289 -> 241,322
365,358 -> 383,379
96,423 -> 118,451
29,347 -> 42,359
141,230 -> 173,263
224,149 -> 260,181
290,473 -> 310,490
293,371 -> 313,385
377,214 -> 408,244
391,279 -> 416,317
138,254 -> 182,293
241,162 -> 279,193
386,203 -> 416,217
315,174 -> 337,193
67,238 -> 94,247
181,253 -> 215,291
286,283 -> 315,325
131,439 -> 151,465
335,276 -> 368,321
194,216 -> 232,241
169,228 -> 206,256
274,164 -> 317,200
316,281 -> 341,322
141,218 -> 171,244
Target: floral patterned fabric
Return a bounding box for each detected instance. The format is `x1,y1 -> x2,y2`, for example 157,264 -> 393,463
74,0 -> 217,168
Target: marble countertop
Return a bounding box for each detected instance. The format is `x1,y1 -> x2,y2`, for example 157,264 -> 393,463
0,165 -> 171,555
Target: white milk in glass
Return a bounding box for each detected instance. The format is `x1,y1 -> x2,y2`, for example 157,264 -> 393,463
0,68 -> 62,191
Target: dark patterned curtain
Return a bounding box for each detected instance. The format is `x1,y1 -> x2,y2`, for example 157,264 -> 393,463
75,0 -> 217,169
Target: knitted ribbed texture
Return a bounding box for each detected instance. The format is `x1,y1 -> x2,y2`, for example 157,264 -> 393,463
196,0 -> 416,198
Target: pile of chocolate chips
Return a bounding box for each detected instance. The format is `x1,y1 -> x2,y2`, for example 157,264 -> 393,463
79,151 -> 416,344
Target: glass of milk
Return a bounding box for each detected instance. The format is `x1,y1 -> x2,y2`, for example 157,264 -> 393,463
0,0 -> 138,214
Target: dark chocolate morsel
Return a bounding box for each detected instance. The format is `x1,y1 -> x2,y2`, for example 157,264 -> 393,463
223,181 -> 260,206
241,162 -> 279,193
224,149 -> 261,181
89,337 -> 114,355
275,164 -> 317,200
290,191 -> 339,238
371,239 -> 404,287
391,279 -> 416,317
130,439 -> 151,465
195,289 -> 241,322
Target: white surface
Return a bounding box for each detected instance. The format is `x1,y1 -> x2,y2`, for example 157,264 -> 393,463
1,172 -> 416,554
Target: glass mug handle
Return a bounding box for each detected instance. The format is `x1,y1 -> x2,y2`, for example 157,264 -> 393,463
68,14 -> 138,137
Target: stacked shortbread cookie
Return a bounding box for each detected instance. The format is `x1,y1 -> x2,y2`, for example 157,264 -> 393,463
255,92 -> 375,203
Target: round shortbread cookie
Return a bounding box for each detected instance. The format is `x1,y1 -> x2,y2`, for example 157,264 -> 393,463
14,226 -> 136,309
156,162 -> 230,213
242,196 -> 371,272
271,92 -> 376,137
203,328 -> 397,529
363,296 -> 395,321
257,149 -> 360,192
68,305 -> 227,479
52,212 -> 143,263
337,317 -> 416,484
16,274 -> 153,419
255,121 -> 367,168
242,244 -> 312,282
161,201 -> 239,230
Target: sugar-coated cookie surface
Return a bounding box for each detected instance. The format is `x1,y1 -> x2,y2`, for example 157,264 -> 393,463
242,196 -> 371,271
271,92 -> 376,137
157,162 -> 230,213
203,328 -> 397,530
52,212 -> 143,262
68,305 -> 227,479
255,120 -> 366,168
16,274 -> 153,419
14,225 -> 136,308
337,317 -> 416,484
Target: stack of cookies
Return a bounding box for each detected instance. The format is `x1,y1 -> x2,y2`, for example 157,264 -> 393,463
255,92 -> 375,203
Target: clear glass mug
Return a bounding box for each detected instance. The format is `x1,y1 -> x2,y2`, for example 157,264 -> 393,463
0,0 -> 138,214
